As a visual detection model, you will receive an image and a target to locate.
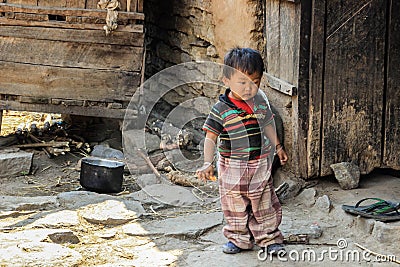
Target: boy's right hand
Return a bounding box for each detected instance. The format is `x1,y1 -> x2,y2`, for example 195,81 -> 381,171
196,163 -> 215,181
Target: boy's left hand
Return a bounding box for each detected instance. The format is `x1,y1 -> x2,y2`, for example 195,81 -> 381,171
277,149 -> 288,165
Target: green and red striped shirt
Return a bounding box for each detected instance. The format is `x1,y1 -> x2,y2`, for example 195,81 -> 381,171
203,89 -> 275,160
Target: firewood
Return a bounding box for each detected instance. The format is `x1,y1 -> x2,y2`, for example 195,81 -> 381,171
14,141 -> 69,148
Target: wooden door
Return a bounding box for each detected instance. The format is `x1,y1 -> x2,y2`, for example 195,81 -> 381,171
383,0 -> 400,169
309,0 -> 388,176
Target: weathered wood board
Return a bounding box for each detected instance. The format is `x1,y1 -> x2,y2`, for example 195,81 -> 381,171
320,0 -> 386,175
0,3 -> 144,20
265,0 -> 300,85
0,25 -> 144,46
0,61 -> 141,101
307,0 -> 325,177
0,100 -> 127,118
265,0 -> 302,176
0,37 -> 143,71
383,0 -> 400,169
0,0 -> 145,119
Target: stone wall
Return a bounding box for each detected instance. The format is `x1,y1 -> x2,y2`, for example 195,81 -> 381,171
144,0 -> 264,85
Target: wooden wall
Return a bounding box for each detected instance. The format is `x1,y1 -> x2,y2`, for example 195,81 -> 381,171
0,0 -> 144,118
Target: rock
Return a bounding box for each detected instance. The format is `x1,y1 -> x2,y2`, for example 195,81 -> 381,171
145,132 -> 161,153
199,227 -> 224,243
48,231 -> 80,244
330,162 -> 360,190
272,169 -> 305,201
352,216 -> 376,235
295,188 -> 317,207
28,210 -> 79,228
130,184 -> 201,207
0,196 -> 58,211
123,212 -> 223,237
372,221 -> 400,243
0,210 -> 35,219
314,195 -> 332,213
206,45 -> 218,58
135,174 -> 162,188
0,229 -> 77,244
79,199 -> 144,225
56,191 -> 116,209
0,151 -> 33,178
308,223 -> 323,239
91,144 -> 124,159
280,222 -> 323,239
126,190 -> 168,208
94,229 -> 117,239
0,242 -> 82,266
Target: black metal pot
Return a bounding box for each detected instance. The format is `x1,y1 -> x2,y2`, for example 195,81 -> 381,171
80,157 -> 125,193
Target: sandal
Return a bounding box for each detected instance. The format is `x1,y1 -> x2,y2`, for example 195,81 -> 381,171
222,241 -> 242,254
342,198 -> 400,222
266,243 -> 286,255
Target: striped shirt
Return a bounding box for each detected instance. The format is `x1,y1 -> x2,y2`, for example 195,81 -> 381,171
203,89 -> 274,160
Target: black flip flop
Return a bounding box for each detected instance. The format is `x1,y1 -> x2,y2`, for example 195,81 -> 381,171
342,198 -> 400,222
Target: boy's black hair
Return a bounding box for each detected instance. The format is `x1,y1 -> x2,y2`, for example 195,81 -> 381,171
223,47 -> 265,78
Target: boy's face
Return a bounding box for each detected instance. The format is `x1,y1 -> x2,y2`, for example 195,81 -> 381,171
223,70 -> 261,101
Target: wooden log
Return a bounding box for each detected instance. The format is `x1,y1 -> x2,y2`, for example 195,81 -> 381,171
0,100 -> 129,118
0,37 -> 144,71
166,170 -> 206,187
279,0 -> 300,84
265,0 -> 281,76
0,61 -> 141,102
266,73 -> 297,96
29,133 -> 54,158
37,0 -> 67,8
0,25 -> 144,46
50,99 -> 84,106
137,149 -> 161,178
128,0 -> 137,12
0,3 -> 145,20
6,0 -> 37,5
136,0 -> 143,12
0,135 -> 18,147
0,17 -> 143,32
307,0 -> 325,177
14,141 -> 70,148
19,96 -> 49,104
14,13 -> 48,21
66,0 -> 85,8
0,110 -> 2,135
85,0 -> 97,9
119,0 -> 127,12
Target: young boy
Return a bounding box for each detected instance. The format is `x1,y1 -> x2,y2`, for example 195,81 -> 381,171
196,47 -> 288,255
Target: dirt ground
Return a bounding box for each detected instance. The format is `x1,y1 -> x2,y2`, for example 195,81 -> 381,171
1,111 -> 400,266
0,150 -> 140,197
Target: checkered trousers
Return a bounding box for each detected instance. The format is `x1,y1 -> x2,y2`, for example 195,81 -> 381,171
218,156 -> 283,249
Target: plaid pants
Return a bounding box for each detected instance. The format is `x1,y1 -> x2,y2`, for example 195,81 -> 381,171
218,157 -> 283,249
